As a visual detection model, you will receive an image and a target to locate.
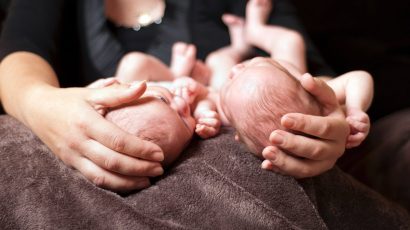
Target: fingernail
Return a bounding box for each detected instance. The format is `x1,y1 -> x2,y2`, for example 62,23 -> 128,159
266,148 -> 276,161
268,153 -> 276,161
271,132 -> 284,145
282,115 -> 295,128
152,151 -> 164,162
261,160 -> 273,170
130,80 -> 146,89
151,166 -> 164,176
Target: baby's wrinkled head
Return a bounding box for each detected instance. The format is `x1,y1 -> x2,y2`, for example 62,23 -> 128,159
220,57 -> 321,157
106,85 -> 196,166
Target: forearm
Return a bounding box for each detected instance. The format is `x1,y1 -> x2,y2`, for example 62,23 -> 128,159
194,98 -> 217,119
0,52 -> 60,125
327,71 -> 374,111
345,71 -> 373,111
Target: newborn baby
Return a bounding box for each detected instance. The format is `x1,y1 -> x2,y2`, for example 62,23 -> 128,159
89,42 -> 219,167
219,57 -> 321,156
105,83 -> 196,166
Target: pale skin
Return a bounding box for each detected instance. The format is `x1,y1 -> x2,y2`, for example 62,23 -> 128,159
89,80 -> 197,166
221,58 -> 372,178
207,0 -> 369,178
0,52 -> 165,192
325,71 -> 373,148
206,0 -> 306,91
112,43 -> 221,139
245,0 -> 307,73
0,0 -> 354,191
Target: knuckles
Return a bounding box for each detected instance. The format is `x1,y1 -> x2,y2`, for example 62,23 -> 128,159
317,122 -> 331,137
110,134 -> 127,153
104,156 -> 121,172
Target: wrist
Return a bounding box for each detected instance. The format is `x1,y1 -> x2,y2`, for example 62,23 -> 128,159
10,83 -> 58,127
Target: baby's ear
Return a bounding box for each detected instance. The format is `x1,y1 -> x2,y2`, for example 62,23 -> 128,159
234,133 -> 241,142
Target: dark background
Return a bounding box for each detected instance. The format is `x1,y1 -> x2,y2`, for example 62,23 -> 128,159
0,0 -> 409,120
292,0 -> 410,120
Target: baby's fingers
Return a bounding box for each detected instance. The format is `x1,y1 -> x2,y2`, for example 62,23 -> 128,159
347,117 -> 370,133
197,117 -> 221,128
346,132 -> 367,149
196,124 -> 218,139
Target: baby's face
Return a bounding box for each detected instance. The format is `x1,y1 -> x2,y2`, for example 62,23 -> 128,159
106,85 -> 196,166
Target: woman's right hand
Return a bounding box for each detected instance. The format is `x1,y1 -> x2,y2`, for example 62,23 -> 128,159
25,81 -> 165,191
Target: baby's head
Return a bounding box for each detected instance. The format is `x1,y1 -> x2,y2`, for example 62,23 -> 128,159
106,85 -> 196,166
220,57 -> 321,157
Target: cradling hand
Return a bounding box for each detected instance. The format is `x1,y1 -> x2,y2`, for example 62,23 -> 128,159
26,81 -> 164,191
261,73 -> 349,178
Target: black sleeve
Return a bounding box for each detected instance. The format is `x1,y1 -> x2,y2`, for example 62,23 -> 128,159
0,0 -> 64,64
77,0 -> 124,79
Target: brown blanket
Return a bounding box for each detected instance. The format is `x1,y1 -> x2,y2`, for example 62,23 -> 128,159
0,115 -> 409,229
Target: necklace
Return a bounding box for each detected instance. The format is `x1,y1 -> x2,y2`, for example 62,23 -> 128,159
105,0 -> 166,31
133,0 -> 165,31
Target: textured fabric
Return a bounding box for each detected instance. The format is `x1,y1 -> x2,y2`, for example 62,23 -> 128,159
340,109 -> 410,211
1,115 -> 409,229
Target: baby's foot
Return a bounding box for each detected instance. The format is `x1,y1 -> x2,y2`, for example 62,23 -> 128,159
246,0 -> 273,44
246,0 -> 272,26
170,42 -> 197,77
222,14 -> 252,56
191,60 -> 211,85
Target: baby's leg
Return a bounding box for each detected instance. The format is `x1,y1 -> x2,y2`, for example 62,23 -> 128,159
190,60 -> 211,86
116,52 -> 174,83
246,0 -> 307,72
206,14 -> 251,91
170,42 -> 197,77
170,42 -> 212,85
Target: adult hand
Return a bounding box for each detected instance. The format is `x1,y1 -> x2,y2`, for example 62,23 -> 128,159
26,81 -> 164,191
261,73 -> 349,178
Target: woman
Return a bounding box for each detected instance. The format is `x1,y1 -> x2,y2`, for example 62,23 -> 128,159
0,0 -> 347,191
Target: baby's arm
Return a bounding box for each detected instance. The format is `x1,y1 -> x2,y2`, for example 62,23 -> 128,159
116,52 -> 175,83
326,71 -> 374,148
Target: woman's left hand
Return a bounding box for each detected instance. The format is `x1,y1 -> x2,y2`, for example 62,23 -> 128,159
261,74 -> 349,178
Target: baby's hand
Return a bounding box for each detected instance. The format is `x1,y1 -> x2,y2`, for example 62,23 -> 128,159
345,107 -> 370,148
172,77 -> 208,104
195,110 -> 221,139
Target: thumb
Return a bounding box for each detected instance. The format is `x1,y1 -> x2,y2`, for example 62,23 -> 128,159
300,73 -> 338,114
88,80 -> 147,108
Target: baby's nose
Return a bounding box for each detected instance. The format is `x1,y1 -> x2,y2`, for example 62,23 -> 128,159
172,96 -> 191,116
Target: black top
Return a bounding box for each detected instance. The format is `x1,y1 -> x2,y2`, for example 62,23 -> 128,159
0,0 -> 333,87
